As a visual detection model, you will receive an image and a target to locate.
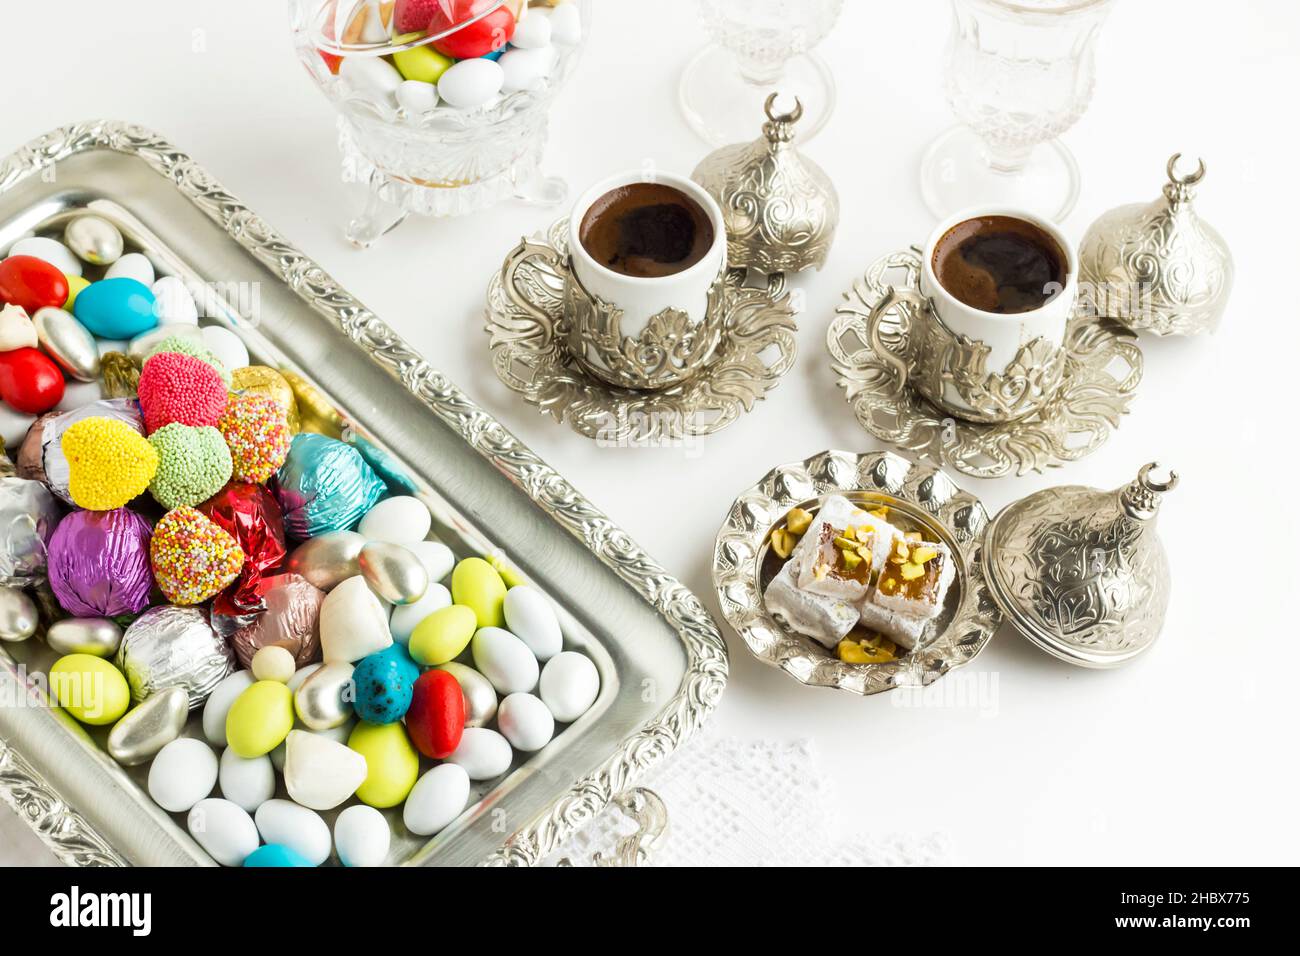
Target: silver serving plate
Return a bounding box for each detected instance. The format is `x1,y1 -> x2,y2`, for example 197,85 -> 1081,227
713,449 -> 1001,695
0,121 -> 727,866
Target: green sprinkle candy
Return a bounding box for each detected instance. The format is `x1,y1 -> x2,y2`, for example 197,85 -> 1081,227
148,423 -> 233,510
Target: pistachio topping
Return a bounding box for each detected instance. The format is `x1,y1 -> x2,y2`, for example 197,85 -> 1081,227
786,507 -> 812,535
770,527 -> 794,558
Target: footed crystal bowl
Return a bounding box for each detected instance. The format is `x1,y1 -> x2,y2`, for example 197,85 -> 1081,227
290,0 -> 591,247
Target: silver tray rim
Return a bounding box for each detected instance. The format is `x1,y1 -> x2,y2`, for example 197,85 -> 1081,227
0,120 -> 728,867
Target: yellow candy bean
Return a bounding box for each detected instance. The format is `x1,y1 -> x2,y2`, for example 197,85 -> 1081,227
451,557 -> 506,628
63,274 -> 90,312
392,46 -> 453,84
225,680 -> 294,758
348,721 -> 419,809
49,654 -> 130,725
409,604 -> 477,666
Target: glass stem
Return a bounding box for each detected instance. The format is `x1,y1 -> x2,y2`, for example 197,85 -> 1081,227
984,141 -> 1034,175
735,53 -> 786,87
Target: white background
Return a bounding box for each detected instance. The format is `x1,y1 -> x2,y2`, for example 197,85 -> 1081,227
2,0 -> 1298,866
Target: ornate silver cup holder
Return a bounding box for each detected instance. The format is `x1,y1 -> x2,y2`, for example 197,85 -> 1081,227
827,247 -> 1144,479
486,218 -> 798,444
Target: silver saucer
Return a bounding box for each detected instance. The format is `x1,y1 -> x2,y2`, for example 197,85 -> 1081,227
826,247 -> 1144,479
486,219 -> 798,444
712,449 -> 1002,696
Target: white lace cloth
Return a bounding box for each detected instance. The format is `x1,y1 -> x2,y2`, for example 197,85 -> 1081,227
548,732 -> 951,866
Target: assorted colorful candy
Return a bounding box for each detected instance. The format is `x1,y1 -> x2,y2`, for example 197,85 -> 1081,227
330,0 -> 582,114
0,215 -> 600,867
137,350 -> 228,433
219,393 -> 291,483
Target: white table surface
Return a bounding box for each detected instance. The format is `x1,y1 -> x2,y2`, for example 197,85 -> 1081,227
2,0 -> 1297,867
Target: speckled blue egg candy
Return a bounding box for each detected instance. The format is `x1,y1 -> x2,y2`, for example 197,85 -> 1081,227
73,277 -> 157,339
353,643 -> 419,724
244,844 -> 314,867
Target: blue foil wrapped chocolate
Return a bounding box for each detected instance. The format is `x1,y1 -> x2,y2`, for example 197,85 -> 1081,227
272,433 -> 384,540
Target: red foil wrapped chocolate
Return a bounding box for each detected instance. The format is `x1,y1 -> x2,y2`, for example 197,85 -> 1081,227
198,481 -> 287,619
226,572 -> 324,670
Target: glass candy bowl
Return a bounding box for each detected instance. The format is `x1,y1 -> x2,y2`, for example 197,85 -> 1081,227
291,0 -> 590,247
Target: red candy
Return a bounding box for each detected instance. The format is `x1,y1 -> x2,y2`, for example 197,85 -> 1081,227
0,256 -> 69,313
199,481 -> 288,621
0,347 -> 65,414
137,351 -> 228,434
393,0 -> 439,35
405,669 -> 465,759
430,0 -> 515,59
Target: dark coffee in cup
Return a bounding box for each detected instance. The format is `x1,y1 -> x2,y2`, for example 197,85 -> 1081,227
932,214 -> 1067,314
578,182 -> 715,279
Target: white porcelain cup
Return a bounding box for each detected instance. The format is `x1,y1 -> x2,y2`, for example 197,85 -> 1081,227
567,170 -> 726,341
920,206 -> 1077,369
866,206 -> 1078,422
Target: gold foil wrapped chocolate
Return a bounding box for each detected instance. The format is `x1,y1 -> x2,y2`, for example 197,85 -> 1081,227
232,365 -> 301,433
99,351 -> 141,399
281,368 -> 342,438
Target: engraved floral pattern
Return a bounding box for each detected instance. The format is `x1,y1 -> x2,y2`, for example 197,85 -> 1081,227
1079,159 -> 1234,338
691,95 -> 838,275
984,470 -> 1173,666
562,270 -> 725,390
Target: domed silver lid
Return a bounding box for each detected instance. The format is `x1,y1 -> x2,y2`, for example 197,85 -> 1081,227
984,463 -> 1178,668
691,93 -> 840,275
1079,154 -> 1233,337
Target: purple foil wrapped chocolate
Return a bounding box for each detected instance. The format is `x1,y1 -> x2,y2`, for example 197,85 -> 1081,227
47,508 -> 154,617
226,572 -> 324,670
0,476 -> 63,587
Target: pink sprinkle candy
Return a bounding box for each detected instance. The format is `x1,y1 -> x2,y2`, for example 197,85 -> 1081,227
137,351 -> 228,434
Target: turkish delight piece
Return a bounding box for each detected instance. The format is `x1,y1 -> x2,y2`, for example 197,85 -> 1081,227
763,560 -> 858,649
857,600 -> 929,650
871,538 -> 955,622
796,522 -> 881,604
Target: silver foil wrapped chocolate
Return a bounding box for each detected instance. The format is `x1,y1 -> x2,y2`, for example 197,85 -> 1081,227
0,476 -> 63,587
115,605 -> 236,709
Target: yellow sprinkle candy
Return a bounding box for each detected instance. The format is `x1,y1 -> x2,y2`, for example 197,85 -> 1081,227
61,417 -> 159,511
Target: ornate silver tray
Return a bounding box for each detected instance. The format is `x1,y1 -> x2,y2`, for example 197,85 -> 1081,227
485,219 -> 797,443
827,248 -> 1143,479
0,122 -> 727,866
712,449 -> 1002,696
